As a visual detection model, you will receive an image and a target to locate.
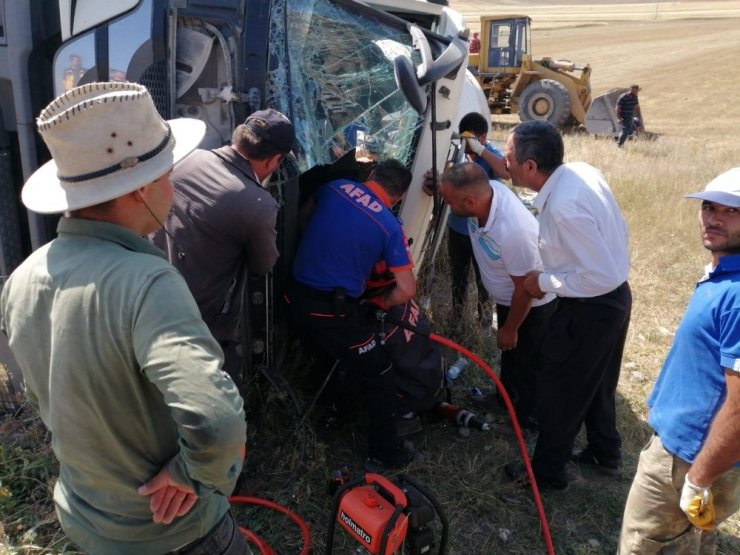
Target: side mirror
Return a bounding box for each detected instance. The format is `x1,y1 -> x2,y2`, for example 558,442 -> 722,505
394,55 -> 427,114
410,26 -> 467,85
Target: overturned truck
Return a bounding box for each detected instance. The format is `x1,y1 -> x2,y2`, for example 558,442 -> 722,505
0,0 -> 481,398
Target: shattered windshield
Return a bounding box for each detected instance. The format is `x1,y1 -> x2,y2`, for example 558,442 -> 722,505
266,0 -> 424,171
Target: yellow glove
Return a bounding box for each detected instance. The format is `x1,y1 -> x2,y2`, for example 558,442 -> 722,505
680,476 -> 716,530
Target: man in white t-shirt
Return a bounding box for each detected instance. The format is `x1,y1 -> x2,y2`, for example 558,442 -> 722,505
439,162 -> 556,429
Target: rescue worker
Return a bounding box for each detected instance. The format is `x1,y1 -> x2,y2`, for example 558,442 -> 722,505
287,159 -> 415,471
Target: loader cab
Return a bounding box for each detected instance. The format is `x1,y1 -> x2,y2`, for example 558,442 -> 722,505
479,15 -> 530,73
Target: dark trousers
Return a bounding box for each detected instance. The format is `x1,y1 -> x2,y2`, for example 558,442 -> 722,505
286,286 -> 400,461
173,511 -> 252,554
496,298 -> 557,423
533,282 -> 632,481
617,117 -> 636,146
218,340 -> 242,389
448,228 -> 490,316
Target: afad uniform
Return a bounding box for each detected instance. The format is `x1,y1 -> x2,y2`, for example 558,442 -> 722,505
293,179 -> 412,297
289,178 -> 412,462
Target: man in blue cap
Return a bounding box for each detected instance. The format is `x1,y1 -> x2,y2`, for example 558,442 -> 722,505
153,109 -> 295,386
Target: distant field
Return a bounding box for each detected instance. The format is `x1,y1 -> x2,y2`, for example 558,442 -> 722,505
452,1 -> 740,144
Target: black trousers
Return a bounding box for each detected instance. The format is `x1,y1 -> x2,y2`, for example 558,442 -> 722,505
218,340 -> 242,389
496,298 -> 557,423
448,228 -> 490,316
286,285 -> 400,461
533,282 -> 632,481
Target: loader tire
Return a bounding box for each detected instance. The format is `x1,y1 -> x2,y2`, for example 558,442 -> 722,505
518,79 -> 571,128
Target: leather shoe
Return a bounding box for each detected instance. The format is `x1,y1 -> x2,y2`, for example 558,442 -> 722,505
504,461 -> 568,491
363,445 -> 414,473
571,446 -> 621,476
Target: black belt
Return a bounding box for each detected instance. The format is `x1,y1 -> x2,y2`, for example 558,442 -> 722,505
290,281 -> 360,315
560,281 -> 630,311
291,281 -> 358,301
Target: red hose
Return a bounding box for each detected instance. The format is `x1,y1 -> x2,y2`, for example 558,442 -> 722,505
229,496 -> 311,555
238,527 -> 275,555
429,333 -> 556,555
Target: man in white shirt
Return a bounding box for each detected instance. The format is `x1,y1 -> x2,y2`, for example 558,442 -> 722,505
439,162 -> 556,430
504,120 -> 632,490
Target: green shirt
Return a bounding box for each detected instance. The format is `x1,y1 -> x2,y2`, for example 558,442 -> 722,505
0,218 -> 246,554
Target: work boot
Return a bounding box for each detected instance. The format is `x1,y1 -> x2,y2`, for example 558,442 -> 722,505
571,446 -> 621,476
504,461 -> 569,491
395,412 -> 423,438
363,443 -> 415,473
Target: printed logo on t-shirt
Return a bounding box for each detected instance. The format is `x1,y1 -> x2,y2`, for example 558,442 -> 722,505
474,232 -> 501,261
339,183 -> 384,213
733,358 -> 740,372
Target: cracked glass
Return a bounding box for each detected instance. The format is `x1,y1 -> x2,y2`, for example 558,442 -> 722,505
266,0 -> 425,172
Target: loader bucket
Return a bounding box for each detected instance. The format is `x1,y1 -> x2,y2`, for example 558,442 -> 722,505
584,87 -> 627,136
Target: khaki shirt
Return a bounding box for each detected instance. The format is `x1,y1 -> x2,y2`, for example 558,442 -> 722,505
0,218 -> 246,554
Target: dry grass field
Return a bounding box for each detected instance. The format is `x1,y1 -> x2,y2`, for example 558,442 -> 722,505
2,1 -> 740,554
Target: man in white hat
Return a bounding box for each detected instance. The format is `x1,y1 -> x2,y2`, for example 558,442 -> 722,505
619,168 -> 740,553
0,82 -> 249,554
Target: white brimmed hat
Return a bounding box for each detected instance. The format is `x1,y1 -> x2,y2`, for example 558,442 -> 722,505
22,82 -> 206,214
685,168 -> 740,208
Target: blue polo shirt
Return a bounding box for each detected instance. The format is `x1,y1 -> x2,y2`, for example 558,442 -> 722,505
447,142 -> 504,235
293,179 -> 413,298
647,254 -> 740,464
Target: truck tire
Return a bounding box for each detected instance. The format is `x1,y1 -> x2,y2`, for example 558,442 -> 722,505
0,148 -> 23,277
518,79 -> 571,128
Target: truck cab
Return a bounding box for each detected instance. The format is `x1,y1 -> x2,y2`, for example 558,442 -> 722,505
0,0 -> 477,395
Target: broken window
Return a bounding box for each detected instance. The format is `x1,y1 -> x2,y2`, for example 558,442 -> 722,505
266,0 -> 424,172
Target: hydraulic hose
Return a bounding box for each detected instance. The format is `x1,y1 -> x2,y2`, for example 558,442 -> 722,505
229,496 -> 312,555
374,309 -> 555,555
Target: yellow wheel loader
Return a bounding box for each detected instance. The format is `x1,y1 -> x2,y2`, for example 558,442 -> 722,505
469,15 -> 625,134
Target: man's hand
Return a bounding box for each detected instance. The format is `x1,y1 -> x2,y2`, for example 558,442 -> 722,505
523,271 -> 545,299
365,295 -> 389,312
497,325 -> 518,351
138,466 -> 198,524
680,476 -> 716,530
422,169 -> 439,197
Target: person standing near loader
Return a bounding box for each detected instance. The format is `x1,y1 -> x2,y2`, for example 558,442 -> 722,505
619,168 -> 740,554
616,84 -> 643,147
0,82 -> 249,554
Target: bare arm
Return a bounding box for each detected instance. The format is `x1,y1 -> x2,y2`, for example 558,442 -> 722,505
380,268 -> 416,308
497,274 -> 533,351
687,370 -> 740,487
478,148 -> 510,180
523,270 -> 545,299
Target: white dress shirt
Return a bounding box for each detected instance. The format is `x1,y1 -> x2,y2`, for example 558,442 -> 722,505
533,162 -> 630,298
469,180 -> 555,307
